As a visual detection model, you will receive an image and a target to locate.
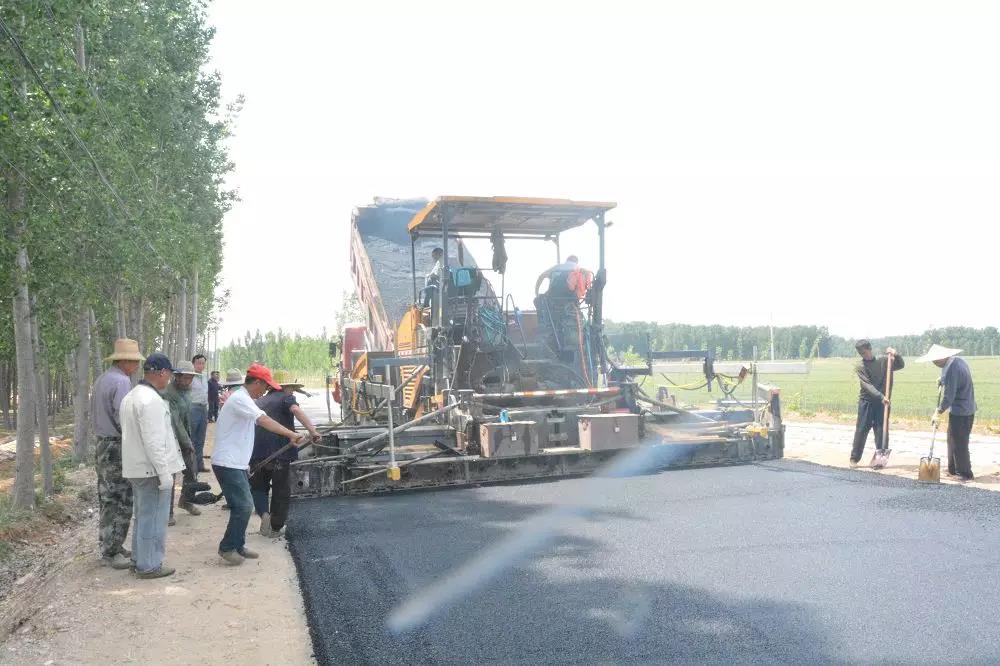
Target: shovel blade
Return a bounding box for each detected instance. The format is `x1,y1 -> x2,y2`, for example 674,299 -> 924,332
918,456 -> 941,483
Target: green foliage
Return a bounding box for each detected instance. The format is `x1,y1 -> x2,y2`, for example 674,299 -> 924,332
0,1 -> 235,364
219,330 -> 332,380
606,322 -> 832,360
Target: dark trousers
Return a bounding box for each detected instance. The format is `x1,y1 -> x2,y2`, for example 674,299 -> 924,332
947,414 -> 975,479
209,398 -> 219,422
190,405 -> 208,470
169,447 -> 199,516
851,399 -> 885,462
250,459 -> 292,531
213,465 -> 253,553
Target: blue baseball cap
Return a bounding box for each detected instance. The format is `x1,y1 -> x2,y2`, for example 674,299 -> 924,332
143,352 -> 174,372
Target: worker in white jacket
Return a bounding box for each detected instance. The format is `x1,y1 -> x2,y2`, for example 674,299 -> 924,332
121,353 -> 185,579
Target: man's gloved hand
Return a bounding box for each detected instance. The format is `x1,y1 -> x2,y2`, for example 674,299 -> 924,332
158,473 -> 173,491
931,411 -> 941,428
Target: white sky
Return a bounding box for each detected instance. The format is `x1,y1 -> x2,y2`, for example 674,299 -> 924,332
207,0 -> 1000,346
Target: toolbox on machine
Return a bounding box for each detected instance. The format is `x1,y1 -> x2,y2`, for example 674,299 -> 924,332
578,413 -> 640,451
479,421 -> 540,458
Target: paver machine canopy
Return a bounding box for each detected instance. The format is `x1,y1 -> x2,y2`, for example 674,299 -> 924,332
406,196 -> 617,400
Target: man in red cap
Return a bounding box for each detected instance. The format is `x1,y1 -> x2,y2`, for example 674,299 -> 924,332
212,363 -> 304,565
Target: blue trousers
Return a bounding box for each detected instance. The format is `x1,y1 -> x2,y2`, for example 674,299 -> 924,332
190,404 -> 208,470
128,476 -> 171,573
213,465 -> 253,554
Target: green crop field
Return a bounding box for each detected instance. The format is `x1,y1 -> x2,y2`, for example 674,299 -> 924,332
640,356 -> 1000,427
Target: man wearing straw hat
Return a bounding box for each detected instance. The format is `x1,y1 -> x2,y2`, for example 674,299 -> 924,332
250,371 -> 321,538
91,338 -> 144,569
218,368 -> 244,408
918,344 -> 977,482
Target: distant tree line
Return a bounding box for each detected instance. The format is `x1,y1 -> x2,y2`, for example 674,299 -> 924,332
605,322 -> 1000,360
219,330 -> 332,378
604,322 -> 834,360
827,326 -> 1000,358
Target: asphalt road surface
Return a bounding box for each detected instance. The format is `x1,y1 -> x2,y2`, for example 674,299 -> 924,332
287,460 -> 1000,664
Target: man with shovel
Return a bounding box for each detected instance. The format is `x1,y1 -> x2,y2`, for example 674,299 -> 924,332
850,340 -> 904,467
918,344 -> 977,482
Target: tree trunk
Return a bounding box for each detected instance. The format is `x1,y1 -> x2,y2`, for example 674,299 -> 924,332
30,301 -> 52,496
11,214 -> 38,509
90,308 -> 102,382
178,279 -> 188,364
189,269 -> 199,358
74,18 -> 86,70
0,361 -> 11,429
114,289 -> 126,338
73,308 -> 91,463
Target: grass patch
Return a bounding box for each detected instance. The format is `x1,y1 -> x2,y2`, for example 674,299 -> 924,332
645,356 -> 1000,428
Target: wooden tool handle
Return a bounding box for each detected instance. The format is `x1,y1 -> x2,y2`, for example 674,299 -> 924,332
882,353 -> 894,449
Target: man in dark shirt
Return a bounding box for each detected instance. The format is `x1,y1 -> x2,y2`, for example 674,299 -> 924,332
250,372 -> 320,537
920,344 -> 977,481
850,340 -> 904,466
208,370 -> 221,422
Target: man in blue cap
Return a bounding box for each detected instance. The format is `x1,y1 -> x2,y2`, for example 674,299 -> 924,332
120,353 -> 186,579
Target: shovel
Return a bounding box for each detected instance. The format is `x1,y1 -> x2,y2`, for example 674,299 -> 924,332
918,388 -> 944,483
871,352 -> 894,469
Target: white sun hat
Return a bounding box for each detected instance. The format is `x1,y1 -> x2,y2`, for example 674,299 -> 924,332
915,344 -> 963,363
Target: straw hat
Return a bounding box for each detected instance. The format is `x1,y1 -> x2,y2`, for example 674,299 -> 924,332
172,360 -> 199,376
272,369 -> 304,390
105,338 -> 145,362
222,368 -> 245,386
916,344 -> 963,363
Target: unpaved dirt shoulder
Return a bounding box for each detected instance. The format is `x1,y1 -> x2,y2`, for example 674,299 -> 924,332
784,419 -> 1000,490
2,426 -> 315,665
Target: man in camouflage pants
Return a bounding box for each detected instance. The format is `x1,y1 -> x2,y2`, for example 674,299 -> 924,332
91,338 -> 145,569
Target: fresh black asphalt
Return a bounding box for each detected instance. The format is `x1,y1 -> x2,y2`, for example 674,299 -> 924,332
286,460 -> 1000,664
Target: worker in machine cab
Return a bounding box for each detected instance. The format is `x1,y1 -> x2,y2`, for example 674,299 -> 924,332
421,247 -> 444,308
535,255 -> 579,301
534,255 -> 595,368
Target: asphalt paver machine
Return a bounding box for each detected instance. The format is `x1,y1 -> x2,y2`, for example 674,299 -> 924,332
292,197 -> 785,497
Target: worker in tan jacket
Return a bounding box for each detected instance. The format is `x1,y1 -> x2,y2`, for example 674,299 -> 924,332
121,353 -> 185,579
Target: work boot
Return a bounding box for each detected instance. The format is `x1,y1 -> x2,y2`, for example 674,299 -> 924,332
179,500 -> 202,516
849,459 -> 859,468
219,550 -> 245,566
135,566 -> 175,580
259,512 -> 273,537
238,547 -> 260,559
168,515 -> 177,527
119,547 -> 132,558
101,553 -> 133,570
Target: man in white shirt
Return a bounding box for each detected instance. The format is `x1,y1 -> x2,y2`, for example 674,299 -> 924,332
120,353 -> 185,579
213,363 -> 303,565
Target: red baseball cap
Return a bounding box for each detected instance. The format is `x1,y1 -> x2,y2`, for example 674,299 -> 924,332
245,363 -> 281,391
